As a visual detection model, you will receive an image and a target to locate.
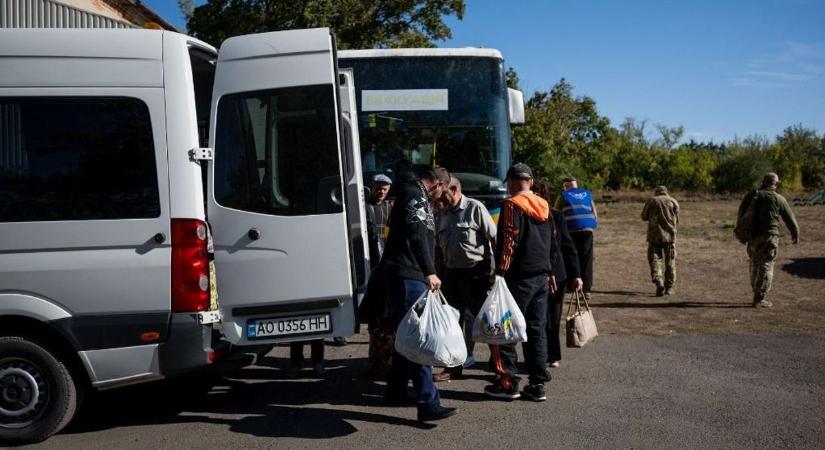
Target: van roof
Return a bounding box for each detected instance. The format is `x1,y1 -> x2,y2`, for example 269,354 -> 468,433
338,48 -> 503,60
0,29 -> 215,88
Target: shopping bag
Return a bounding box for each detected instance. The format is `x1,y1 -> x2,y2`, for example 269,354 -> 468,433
565,288 -> 598,348
472,276 -> 528,345
394,290 -> 467,367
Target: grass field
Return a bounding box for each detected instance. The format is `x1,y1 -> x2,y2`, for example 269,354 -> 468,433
588,199 -> 825,335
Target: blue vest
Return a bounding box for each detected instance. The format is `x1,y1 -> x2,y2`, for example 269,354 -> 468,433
562,188 -> 598,231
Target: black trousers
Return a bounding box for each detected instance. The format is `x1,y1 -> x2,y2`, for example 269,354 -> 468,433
546,283 -> 566,363
571,231 -> 594,293
290,340 -> 324,367
441,267 -> 490,330
490,274 -> 550,388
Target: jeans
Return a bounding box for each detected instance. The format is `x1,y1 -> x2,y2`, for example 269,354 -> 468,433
490,274 -> 550,388
385,275 -> 440,408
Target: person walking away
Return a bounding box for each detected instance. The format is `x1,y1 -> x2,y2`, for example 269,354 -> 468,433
555,176 -> 598,301
487,163 -> 557,402
736,173 -> 800,307
360,174 -> 394,372
286,340 -> 325,377
533,180 -> 582,369
432,174 -> 496,382
380,164 -> 456,422
641,186 -> 680,296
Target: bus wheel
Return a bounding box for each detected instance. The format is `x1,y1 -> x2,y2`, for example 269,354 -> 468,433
0,336 -> 78,445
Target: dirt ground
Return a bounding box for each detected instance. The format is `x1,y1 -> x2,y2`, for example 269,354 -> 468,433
588,199 -> 825,335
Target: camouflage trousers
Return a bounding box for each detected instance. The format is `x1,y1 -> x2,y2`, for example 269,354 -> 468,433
747,235 -> 779,300
648,243 -> 676,289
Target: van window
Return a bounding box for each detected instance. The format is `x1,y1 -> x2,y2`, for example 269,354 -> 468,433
214,84 -> 343,216
0,97 -> 160,222
189,47 -> 216,149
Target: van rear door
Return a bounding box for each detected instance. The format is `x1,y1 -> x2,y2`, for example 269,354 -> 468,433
207,29 -> 355,345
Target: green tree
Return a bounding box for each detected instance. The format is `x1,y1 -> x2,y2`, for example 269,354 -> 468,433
187,0 -> 465,48
774,125 -> 822,190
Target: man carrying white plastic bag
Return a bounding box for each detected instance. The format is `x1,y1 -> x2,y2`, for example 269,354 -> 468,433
473,276 -> 528,345
395,290 -> 467,368
483,163 -> 558,402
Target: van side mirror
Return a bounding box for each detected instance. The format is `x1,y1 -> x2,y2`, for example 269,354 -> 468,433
507,88 -> 525,125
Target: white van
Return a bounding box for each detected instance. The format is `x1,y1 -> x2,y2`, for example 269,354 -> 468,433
0,28 -> 366,443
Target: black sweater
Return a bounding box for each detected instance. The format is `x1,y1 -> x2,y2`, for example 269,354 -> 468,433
380,178 -> 437,281
552,209 -> 580,282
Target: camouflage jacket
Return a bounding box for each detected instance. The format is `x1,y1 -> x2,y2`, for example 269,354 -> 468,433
737,187 -> 800,241
641,194 -> 680,244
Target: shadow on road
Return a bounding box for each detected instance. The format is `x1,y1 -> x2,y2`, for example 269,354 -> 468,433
593,301 -> 751,309
62,353 -> 435,439
591,289 -> 653,297
783,257 -> 825,280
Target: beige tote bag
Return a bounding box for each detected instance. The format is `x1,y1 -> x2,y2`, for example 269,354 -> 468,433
565,288 -> 598,348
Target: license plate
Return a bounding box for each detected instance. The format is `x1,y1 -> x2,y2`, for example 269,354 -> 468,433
247,313 -> 331,339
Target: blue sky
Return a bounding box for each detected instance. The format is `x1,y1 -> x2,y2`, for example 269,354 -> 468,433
145,0 -> 825,143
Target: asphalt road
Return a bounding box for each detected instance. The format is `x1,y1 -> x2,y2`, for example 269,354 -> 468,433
10,332 -> 825,449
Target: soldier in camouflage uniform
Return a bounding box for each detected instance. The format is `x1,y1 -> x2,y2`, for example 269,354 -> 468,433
737,173 -> 800,308
641,186 -> 680,296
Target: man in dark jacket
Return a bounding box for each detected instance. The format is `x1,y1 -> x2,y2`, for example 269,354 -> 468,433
381,164 -> 456,422
486,163 -> 557,402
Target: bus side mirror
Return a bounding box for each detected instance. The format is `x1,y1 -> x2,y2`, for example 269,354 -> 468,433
508,88 -> 525,124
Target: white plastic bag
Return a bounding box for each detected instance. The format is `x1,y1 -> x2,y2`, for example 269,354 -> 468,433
394,290 -> 468,367
472,276 -> 528,345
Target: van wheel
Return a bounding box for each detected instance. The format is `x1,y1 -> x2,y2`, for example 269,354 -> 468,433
0,337 -> 78,445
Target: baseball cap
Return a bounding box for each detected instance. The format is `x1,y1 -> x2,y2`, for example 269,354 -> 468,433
506,163 -> 533,180
562,176 -> 577,183
373,174 -> 392,185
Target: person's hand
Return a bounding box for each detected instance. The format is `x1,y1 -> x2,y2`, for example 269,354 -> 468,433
548,275 -> 557,294
572,277 -> 583,291
425,274 -> 442,291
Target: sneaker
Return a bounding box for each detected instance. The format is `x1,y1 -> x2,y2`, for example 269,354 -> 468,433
417,404 -> 457,422
313,362 -> 326,376
333,336 -> 348,346
548,361 -> 560,368
521,383 -> 547,402
753,299 -> 773,308
484,383 -> 521,400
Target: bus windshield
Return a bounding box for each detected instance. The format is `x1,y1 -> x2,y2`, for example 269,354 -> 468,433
339,56 -> 511,199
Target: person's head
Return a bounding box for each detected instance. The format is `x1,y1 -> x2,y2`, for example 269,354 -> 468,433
371,174 -> 392,203
531,179 -> 550,201
562,176 -> 578,191
443,174 -> 463,208
761,172 -> 779,188
505,163 -> 534,195
654,185 -> 668,196
421,167 -> 450,201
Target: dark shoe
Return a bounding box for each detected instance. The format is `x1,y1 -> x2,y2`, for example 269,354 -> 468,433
417,404 -> 457,422
655,285 -> 665,297
484,383 -> 521,400
521,383 -> 547,402
753,299 -> 773,308
333,336 -> 348,346
432,371 -> 451,383
383,392 -> 417,407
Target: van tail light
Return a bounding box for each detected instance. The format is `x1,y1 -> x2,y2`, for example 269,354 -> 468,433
171,219 -> 210,313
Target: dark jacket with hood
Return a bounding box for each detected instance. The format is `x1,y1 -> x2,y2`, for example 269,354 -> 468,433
495,191 -> 557,278
552,209 -> 580,283
380,173 -> 437,282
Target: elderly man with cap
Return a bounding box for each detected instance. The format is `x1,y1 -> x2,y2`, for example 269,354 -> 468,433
486,163 -> 557,402
736,172 -> 800,307
641,186 -> 680,296
366,174 -> 393,265
554,176 -> 598,301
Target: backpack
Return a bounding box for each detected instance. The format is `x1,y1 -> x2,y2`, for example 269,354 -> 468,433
734,190 -> 763,244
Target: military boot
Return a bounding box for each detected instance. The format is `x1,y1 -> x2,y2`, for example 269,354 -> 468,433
665,287 -> 675,296
753,294 -> 773,308
655,282 -> 665,297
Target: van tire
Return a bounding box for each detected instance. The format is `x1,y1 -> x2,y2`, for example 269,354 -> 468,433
0,336 -> 78,445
